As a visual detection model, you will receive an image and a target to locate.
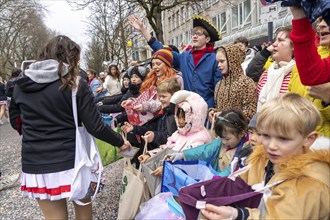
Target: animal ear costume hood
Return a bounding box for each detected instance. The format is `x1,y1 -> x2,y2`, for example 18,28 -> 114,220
170,90 -> 208,135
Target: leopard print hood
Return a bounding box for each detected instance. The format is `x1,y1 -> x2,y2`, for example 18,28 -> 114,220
220,44 -> 245,80
213,44 -> 257,120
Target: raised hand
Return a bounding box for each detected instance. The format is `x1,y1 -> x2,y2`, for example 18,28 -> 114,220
128,16 -> 144,32
127,15 -> 152,41
289,7 -> 306,20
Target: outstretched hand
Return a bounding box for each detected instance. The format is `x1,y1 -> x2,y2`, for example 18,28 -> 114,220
119,140 -> 132,152
128,16 -> 144,31
121,122 -> 134,134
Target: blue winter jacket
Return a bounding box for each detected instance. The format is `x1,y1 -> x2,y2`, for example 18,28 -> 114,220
148,38 -> 222,108
90,77 -> 108,99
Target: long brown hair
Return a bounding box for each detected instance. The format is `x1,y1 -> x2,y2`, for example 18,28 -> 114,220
38,35 -> 81,91
107,64 -> 121,81
139,65 -> 176,93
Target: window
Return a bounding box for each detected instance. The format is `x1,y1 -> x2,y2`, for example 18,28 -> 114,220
206,0 -> 212,8
181,7 -> 185,22
192,4 -> 197,15
243,0 -> 251,24
175,36 -> 179,47
169,17 -> 172,31
187,6 -> 191,19
232,6 -> 238,29
185,31 -> 189,45
173,15 -> 177,29
231,0 -> 251,30
212,16 -> 217,29
177,11 -> 180,26
179,34 -> 183,46
220,12 -> 227,33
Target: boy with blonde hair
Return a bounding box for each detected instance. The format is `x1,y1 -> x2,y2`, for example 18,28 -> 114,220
201,93 -> 329,220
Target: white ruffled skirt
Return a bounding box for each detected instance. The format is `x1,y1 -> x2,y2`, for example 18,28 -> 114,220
21,168 -> 74,201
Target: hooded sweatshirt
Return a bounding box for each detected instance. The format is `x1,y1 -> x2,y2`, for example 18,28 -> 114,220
212,44 -> 257,120
9,59 -> 124,174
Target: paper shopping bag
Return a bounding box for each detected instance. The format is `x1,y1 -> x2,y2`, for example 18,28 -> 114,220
117,158 -> 150,219
142,148 -> 174,197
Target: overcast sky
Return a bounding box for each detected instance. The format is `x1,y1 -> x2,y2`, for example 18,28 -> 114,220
41,0 -> 90,67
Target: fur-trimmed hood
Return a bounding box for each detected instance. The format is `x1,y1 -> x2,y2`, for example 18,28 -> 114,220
170,90 -> 208,135
247,146 -> 330,187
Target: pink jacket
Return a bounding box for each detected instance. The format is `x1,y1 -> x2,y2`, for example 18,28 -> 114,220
166,91 -> 211,151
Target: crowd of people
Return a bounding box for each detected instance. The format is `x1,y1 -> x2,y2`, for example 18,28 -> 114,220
0,4 -> 329,220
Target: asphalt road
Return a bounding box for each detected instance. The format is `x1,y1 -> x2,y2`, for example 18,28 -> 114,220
0,121 -> 124,220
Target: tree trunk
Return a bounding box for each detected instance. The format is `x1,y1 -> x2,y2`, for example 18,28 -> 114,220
154,9 -> 164,43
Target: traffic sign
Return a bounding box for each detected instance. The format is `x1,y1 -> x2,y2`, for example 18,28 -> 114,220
260,0 -> 274,6
260,4 -> 278,23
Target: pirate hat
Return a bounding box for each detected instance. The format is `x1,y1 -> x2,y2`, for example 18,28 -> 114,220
193,15 -> 222,42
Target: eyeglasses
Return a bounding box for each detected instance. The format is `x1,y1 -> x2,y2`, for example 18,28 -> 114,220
192,32 -> 205,37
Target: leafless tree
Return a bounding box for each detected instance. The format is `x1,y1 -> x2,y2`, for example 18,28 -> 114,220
73,0 -> 133,69
0,0 -> 54,79
68,0 -> 204,45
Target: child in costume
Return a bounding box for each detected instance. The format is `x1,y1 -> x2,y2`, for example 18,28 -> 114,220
201,93 -> 329,220
168,109 -> 249,176
138,90 -> 211,176
128,15 -> 222,108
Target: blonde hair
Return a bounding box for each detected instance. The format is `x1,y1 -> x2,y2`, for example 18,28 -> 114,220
156,77 -> 181,95
257,93 -> 321,137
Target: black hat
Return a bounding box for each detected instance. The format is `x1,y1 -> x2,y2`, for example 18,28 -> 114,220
193,15 -> 222,42
127,66 -> 147,81
122,71 -> 129,80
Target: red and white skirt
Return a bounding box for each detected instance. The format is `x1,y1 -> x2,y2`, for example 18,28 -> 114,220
21,168 -> 74,201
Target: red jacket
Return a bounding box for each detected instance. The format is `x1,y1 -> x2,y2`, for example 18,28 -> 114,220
290,17 -> 330,85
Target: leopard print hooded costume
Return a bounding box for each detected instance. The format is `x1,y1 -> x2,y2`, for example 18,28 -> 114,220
211,44 -> 257,120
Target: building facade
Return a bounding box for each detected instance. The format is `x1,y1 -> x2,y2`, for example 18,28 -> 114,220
130,0 -> 293,62
162,0 -> 293,49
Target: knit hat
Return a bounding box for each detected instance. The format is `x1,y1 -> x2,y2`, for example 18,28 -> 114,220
128,66 -> 147,80
248,113 -> 258,129
122,71 -> 129,80
152,47 -> 173,67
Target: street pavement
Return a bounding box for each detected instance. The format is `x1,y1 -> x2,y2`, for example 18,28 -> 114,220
0,121 -> 124,219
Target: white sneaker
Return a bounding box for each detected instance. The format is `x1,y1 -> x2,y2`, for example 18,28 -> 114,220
0,120 -> 3,125
0,173 -> 20,191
